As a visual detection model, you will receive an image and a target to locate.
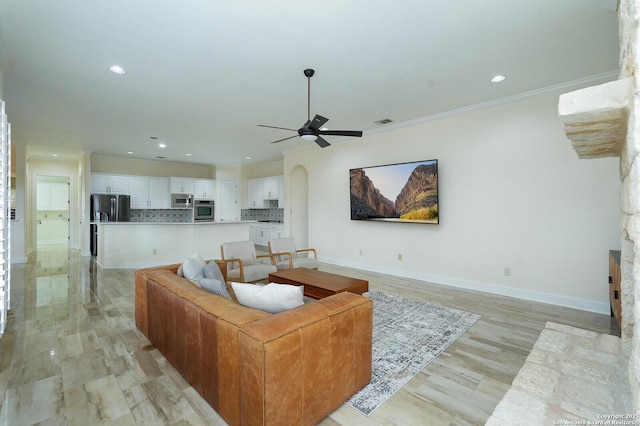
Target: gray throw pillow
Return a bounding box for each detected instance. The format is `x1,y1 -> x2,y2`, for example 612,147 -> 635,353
197,278 -> 232,299
204,261 -> 225,282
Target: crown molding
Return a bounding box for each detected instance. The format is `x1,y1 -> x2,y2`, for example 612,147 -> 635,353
365,70 -> 621,137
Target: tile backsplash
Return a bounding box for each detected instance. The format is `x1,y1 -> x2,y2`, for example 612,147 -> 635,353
131,209 -> 192,223
241,203 -> 283,222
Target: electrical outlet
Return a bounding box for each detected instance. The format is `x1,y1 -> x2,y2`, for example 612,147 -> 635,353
398,253 -> 403,261
153,249 -> 157,255
359,249 -> 363,256
504,267 -> 511,277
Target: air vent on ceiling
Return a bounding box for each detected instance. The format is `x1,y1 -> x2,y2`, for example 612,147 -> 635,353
375,118 -> 393,125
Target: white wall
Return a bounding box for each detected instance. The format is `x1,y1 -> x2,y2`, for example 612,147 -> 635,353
285,90 -> 620,313
92,154 -> 214,178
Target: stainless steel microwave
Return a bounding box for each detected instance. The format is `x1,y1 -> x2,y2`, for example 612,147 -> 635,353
171,193 -> 193,208
194,199 -> 214,221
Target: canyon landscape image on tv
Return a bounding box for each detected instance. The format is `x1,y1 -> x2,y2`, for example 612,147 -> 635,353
350,159 -> 438,223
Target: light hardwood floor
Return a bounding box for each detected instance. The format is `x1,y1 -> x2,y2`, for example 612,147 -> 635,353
0,245 -> 617,425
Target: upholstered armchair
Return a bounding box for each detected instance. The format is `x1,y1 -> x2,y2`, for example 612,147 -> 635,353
220,241 -> 276,282
268,237 -> 319,270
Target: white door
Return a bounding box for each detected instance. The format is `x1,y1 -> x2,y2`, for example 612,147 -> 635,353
219,179 -> 238,222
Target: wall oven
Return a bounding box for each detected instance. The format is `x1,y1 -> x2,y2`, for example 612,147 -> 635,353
194,199 -> 214,221
171,193 -> 193,208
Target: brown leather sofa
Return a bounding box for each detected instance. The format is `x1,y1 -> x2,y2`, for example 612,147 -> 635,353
135,261 -> 373,426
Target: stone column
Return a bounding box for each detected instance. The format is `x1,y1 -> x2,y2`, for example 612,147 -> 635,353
618,0 -> 640,412
558,0 -> 640,412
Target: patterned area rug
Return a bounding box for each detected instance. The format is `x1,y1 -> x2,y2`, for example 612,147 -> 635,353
347,290 -> 481,416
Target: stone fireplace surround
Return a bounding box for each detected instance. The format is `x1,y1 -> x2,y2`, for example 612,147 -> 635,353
558,0 -> 640,412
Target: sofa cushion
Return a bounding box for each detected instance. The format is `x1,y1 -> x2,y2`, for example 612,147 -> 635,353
231,282 -> 304,314
182,252 -> 206,283
197,277 -> 232,299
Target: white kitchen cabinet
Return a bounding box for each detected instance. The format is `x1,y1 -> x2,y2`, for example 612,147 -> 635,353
148,177 -> 170,208
92,173 -> 129,194
194,179 -> 215,200
128,176 -> 149,208
37,182 -> 68,210
129,176 -> 169,209
248,178 -> 267,208
36,182 -> 50,210
50,183 -> 69,210
170,177 -> 195,194
262,176 -> 279,199
250,223 -> 285,246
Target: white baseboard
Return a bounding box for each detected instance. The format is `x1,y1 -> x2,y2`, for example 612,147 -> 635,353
320,256 -> 610,315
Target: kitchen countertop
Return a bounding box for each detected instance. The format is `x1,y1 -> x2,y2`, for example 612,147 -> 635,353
91,220 -> 257,225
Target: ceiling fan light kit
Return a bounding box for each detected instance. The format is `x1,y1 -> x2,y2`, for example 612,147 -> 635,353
258,68 -> 363,148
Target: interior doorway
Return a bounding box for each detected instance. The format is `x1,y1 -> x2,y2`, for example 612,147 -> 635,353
36,175 -> 70,247
35,175 -> 70,276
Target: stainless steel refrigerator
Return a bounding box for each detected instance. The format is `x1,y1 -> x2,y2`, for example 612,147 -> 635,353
90,194 -> 131,256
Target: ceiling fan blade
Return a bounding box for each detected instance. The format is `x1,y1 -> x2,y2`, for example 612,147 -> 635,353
318,130 -> 363,137
315,136 -> 330,148
300,119 -> 312,130
309,114 -> 329,131
270,135 -> 299,144
258,124 -> 298,132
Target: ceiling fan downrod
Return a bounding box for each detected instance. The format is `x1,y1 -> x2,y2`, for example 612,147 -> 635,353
304,69 -> 314,122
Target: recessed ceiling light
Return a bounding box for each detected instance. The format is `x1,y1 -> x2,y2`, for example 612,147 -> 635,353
109,65 -> 126,75
158,143 -> 166,148
52,154 -> 59,157
127,151 -> 133,155
491,74 -> 506,83
185,153 -> 192,157
246,156 -> 252,160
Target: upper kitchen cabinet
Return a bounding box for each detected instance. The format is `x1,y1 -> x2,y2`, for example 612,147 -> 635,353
262,176 -> 279,199
91,173 -> 129,194
247,175 -> 284,208
248,178 -> 267,208
170,177 -> 195,195
37,181 -> 68,210
129,176 -> 169,209
194,179 -> 215,200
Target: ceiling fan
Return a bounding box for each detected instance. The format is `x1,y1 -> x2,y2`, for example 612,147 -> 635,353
258,69 -> 363,148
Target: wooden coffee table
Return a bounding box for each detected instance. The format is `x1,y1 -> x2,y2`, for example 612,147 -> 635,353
269,268 -> 369,300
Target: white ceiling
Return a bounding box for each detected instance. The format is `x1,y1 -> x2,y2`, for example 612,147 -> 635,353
0,1 -> 619,166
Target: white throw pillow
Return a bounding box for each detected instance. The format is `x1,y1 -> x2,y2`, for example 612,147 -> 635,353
231,282 -> 304,314
182,252 -> 206,283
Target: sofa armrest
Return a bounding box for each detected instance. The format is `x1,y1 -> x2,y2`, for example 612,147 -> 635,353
134,263 -> 181,336
238,292 -> 373,425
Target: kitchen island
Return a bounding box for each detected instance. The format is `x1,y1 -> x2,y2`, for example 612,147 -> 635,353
95,221 -> 254,269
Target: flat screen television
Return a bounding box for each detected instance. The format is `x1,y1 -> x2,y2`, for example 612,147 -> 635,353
350,159 -> 438,223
